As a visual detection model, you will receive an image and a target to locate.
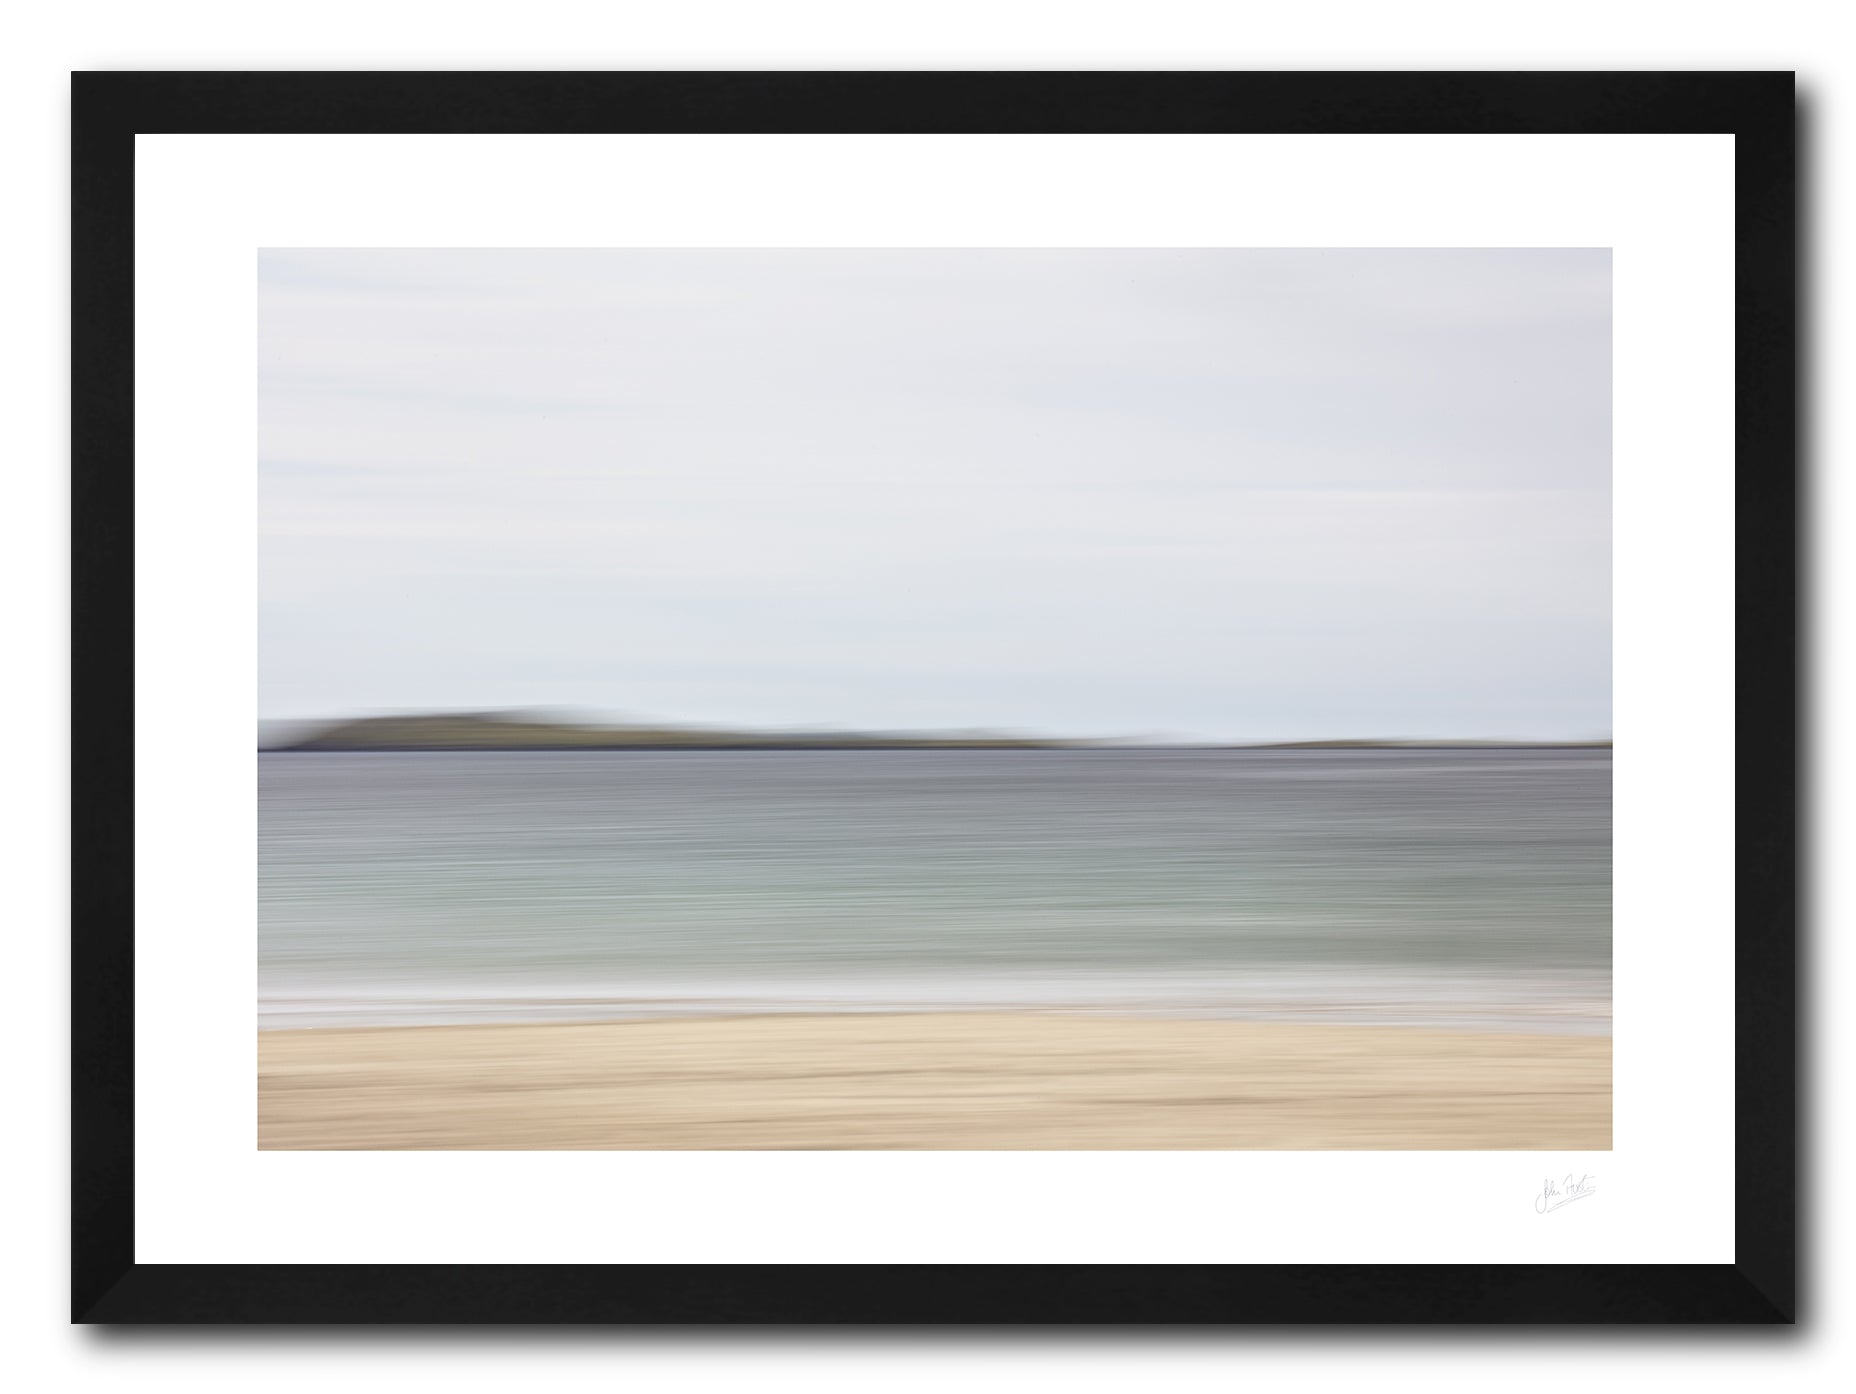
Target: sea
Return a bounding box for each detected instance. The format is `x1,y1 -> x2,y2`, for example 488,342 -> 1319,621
258,748 -> 1611,1033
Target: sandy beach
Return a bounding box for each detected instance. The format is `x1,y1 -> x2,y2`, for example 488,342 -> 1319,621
258,1014 -> 1610,1150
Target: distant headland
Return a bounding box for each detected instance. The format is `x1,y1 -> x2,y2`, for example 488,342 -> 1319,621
265,711 -> 1069,751
262,711 -> 1610,753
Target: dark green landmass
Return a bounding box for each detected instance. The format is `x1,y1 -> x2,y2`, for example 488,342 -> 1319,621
264,712 -> 1611,752
267,711 -> 1071,752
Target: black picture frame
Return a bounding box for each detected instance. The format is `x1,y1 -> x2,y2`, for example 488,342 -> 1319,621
72,70 -> 1796,1324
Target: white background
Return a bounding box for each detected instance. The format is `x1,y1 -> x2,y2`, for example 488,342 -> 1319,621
136,131 -> 1724,1268
7,1 -> 1844,1390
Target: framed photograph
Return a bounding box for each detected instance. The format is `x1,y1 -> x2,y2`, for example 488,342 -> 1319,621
73,71 -> 1794,1322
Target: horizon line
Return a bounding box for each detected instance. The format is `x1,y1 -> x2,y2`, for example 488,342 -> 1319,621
257,708 -> 1612,750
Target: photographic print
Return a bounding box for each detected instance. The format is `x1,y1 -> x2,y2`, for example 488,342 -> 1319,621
256,248 -> 1612,1152
69,66 -> 1791,1325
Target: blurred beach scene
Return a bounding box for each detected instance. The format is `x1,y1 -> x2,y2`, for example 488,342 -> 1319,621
258,248 -> 1610,1149
258,743 -> 1610,1148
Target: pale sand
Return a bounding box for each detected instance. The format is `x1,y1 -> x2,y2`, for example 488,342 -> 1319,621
257,1017 -> 1611,1158
258,1013 -> 1610,1151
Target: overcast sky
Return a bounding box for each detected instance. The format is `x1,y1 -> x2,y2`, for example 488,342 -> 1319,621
258,248 -> 1610,741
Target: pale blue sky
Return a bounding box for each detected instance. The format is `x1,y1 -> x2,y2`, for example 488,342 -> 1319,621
259,249 -> 1610,741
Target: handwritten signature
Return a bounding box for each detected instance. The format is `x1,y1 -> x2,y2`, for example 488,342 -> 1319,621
1535,1173 -> 1598,1214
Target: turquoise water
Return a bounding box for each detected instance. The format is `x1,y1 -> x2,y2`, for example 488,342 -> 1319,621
258,748 -> 1611,1032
